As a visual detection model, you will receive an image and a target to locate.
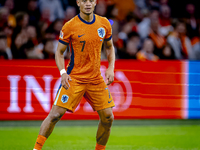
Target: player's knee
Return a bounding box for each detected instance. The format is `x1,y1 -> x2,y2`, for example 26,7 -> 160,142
49,112 -> 63,123
101,113 -> 114,128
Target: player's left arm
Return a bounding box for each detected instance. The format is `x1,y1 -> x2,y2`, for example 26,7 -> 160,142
104,39 -> 115,85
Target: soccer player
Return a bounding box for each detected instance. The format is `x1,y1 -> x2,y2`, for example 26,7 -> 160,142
33,0 -> 115,150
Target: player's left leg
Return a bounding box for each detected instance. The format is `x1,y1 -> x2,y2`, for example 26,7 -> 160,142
95,107 -> 114,150
84,81 -> 115,150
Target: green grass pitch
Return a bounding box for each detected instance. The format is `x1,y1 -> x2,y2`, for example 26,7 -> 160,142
0,120 -> 200,150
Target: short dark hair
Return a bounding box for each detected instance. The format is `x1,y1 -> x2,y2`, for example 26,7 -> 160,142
172,19 -> 186,28
15,12 -> 28,23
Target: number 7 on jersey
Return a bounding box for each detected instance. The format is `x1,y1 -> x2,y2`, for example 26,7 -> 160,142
80,41 -> 86,52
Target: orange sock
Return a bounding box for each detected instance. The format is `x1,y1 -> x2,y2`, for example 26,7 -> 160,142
95,143 -> 106,150
33,135 -> 47,150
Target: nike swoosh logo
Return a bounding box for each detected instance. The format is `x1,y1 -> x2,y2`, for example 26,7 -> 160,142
108,99 -> 113,103
78,34 -> 85,38
36,142 -> 43,146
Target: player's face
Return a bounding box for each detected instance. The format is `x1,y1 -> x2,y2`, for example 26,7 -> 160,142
77,0 -> 96,15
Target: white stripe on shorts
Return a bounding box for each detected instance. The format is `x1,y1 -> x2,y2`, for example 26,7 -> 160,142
54,86 -> 62,105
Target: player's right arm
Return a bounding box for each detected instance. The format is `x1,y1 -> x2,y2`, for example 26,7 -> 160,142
55,42 -> 71,90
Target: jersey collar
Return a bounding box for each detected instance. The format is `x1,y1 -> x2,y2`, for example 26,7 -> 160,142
78,14 -> 95,25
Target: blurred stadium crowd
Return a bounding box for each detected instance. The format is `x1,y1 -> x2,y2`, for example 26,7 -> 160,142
0,0 -> 200,60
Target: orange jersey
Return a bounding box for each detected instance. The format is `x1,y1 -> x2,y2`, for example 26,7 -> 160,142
59,14 -> 112,83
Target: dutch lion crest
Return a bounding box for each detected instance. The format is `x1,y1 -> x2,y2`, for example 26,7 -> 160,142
61,95 -> 69,103
97,27 -> 105,38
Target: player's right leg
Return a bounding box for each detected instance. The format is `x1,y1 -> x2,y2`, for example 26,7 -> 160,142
33,80 -> 85,150
33,105 -> 67,150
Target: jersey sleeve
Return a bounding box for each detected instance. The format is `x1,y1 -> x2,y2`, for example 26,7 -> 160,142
59,22 -> 71,45
104,18 -> 112,41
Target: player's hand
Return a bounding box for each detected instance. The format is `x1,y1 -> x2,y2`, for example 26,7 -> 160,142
105,67 -> 114,85
61,73 -> 72,90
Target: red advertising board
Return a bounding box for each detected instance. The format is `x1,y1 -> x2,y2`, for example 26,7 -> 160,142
0,60 -> 186,120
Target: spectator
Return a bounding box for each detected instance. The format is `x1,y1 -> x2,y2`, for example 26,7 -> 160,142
133,0 -> 146,20
167,20 -> 196,60
159,4 -> 173,36
26,0 -> 41,26
137,8 -> 159,40
48,19 -> 63,40
0,7 -> 14,49
116,13 -> 138,59
118,13 -> 138,42
159,43 -> 175,59
42,38 -> 55,59
12,28 -> 28,58
41,19 -> 63,55
13,11 -> 29,30
26,25 -> 38,46
43,26 -> 56,39
23,40 -> 44,59
0,32 -> 12,59
39,7 -> 51,26
3,0 -> 16,28
36,22 -> 59,58
64,6 -> 76,23
185,3 -> 199,39
136,38 -> 159,61
95,1 -> 107,17
38,21 -> 49,41
17,25 -> 43,59
191,26 -> 200,60
3,23 -> 13,48
127,32 -> 140,59
149,18 -> 166,56
125,40 -> 138,59
106,4 -> 120,44
38,0 -> 64,22
0,7 -> 9,28
117,31 -> 140,59
11,11 -> 29,58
